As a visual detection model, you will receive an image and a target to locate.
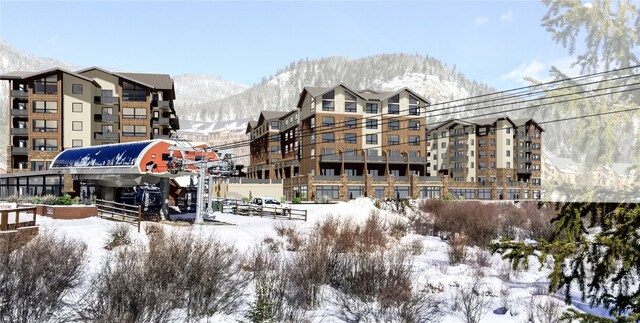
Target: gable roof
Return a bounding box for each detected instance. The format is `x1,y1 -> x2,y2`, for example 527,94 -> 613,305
0,67 -> 101,87
427,118 -> 476,134
512,118 -> 545,132
296,84 -> 367,108
77,66 -> 174,92
381,87 -> 430,105
257,111 -> 289,127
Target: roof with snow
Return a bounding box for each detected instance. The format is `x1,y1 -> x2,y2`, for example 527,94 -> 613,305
50,141 -> 156,170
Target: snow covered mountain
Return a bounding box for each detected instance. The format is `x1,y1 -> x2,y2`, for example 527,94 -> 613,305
173,74 -> 248,108
182,55 -> 496,122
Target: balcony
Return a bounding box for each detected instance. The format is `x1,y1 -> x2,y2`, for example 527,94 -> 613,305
152,117 -> 170,126
367,156 -> 385,163
450,167 -> 466,173
419,176 -> 441,182
344,155 -> 364,162
320,155 -> 341,162
387,156 -> 407,162
94,132 -> 118,140
450,155 -> 468,162
152,100 -> 172,109
12,146 -> 28,155
408,156 -> 427,163
316,175 -> 341,181
395,176 -> 410,182
516,146 -> 532,152
11,128 -> 28,136
450,144 -> 468,150
517,168 -> 532,174
516,157 -> 532,163
372,176 -> 387,182
11,90 -> 28,98
347,175 -> 364,182
11,109 -> 28,116
94,113 -> 119,122
94,96 -> 119,105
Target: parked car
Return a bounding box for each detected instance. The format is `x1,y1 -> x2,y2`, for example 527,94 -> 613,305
250,197 -> 290,215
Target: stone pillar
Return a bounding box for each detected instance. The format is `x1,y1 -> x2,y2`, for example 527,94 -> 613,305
410,175 -> 419,199
387,175 -> 395,199
340,175 -> 349,201
308,174 -> 315,202
365,174 -> 374,198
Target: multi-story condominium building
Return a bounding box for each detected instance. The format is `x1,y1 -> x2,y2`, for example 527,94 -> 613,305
1,67 -> 179,173
246,111 -> 289,179
427,117 -> 543,199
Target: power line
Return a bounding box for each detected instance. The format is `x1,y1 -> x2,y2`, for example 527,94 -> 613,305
205,67 -> 639,152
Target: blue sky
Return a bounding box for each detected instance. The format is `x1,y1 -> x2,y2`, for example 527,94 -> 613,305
0,0 -> 573,89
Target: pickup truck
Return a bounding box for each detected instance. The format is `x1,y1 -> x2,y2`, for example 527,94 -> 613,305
250,197 -> 291,215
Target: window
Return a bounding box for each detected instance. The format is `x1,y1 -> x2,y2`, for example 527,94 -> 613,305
366,119 -> 378,129
271,121 -> 280,129
322,148 -> 335,155
394,186 -> 410,199
322,116 -> 335,127
490,127 -> 495,135
31,161 -> 46,171
408,151 -> 420,157
271,146 -> 280,155
506,127 -> 511,134
33,75 -> 57,94
409,95 -> 420,115
322,90 -> 335,111
33,101 -> 58,113
506,150 -> 511,157
478,127 -> 487,135
366,134 -> 378,144
102,125 -> 114,133
310,149 -> 315,159
478,139 -> 486,147
102,90 -> 113,98
122,125 -> 147,137
409,120 -> 420,130
490,139 -> 496,146
506,139 -> 511,145
322,133 -> 335,143
33,120 -> 58,132
72,121 -> 83,131
388,95 -> 400,114
506,162 -> 511,168
348,186 -> 364,199
441,131 -> 447,138
375,187 -> 385,199
345,133 -> 357,144
345,91 -> 357,112
366,103 -> 378,113
441,142 -> 446,148
122,81 -> 147,101
310,133 -> 315,144
72,102 -> 82,112
479,162 -> 486,169
72,84 -> 83,94
408,136 -> 420,146
316,185 -> 339,200
388,119 -> 399,130
310,117 -> 315,128
490,150 -> 496,158
345,118 -> 357,129
122,107 -> 147,119
271,135 -> 279,142
490,162 -> 496,169
72,139 -> 83,147
32,138 -> 58,151
388,135 -> 399,145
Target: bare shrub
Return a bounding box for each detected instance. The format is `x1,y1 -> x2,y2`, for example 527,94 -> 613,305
410,211 -> 433,236
288,231 -> 330,308
471,249 -> 492,268
0,232 -> 86,323
499,204 -> 527,240
451,280 -> 492,323
409,238 -> 423,255
360,212 -> 388,251
273,221 -> 304,251
81,229 -> 249,321
432,202 -> 500,247
447,233 -> 467,265
419,198 -> 446,215
527,204 -> 556,241
526,296 -> 564,323
104,223 -> 133,250
334,248 -> 444,322
389,217 -> 409,240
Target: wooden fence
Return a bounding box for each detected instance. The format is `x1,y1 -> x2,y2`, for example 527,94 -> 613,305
95,199 -> 142,232
0,206 -> 37,231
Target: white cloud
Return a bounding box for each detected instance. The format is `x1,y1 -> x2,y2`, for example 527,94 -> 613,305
475,16 -> 490,25
500,56 -> 580,86
500,10 -> 513,23
583,2 -> 593,9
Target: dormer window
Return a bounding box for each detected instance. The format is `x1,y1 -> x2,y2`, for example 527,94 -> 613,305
322,90 -> 335,111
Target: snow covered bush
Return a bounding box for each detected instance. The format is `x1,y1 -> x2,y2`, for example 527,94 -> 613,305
104,223 -> 132,250
81,229 -> 249,321
0,232 -> 86,323
451,280 -> 492,323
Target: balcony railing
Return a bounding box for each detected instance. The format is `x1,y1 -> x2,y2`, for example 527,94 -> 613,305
158,100 -> 171,108
11,128 -> 28,136
516,157 -> 532,163
517,168 -> 532,174
347,175 -> 364,182
344,155 -> 364,162
11,109 -> 28,116
372,176 -> 387,182
450,155 -> 468,162
395,176 -> 410,182
11,90 -> 28,98
388,156 -> 407,162
367,156 -> 385,162
320,155 -> 341,162
94,113 -> 119,122
450,167 -> 466,173
450,144 -> 468,150
12,146 -> 28,155
419,176 -> 441,182
94,96 -> 119,105
153,117 -> 170,126
315,175 -> 341,181
408,156 -> 427,163
94,132 -> 118,140
516,146 -> 532,152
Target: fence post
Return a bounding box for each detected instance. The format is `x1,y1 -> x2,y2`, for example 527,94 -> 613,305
260,206 -> 263,217
31,207 -> 36,224
137,206 -> 142,233
304,210 -> 307,221
1,211 -> 7,231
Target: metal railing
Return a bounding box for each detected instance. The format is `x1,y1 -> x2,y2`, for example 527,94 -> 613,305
408,156 -> 428,162
11,109 -> 28,116
372,176 -> 388,182
95,132 -> 118,140
315,175 -> 341,181
320,155 -> 341,162
344,155 -> 364,162
96,199 -> 142,232
367,156 -> 385,162
388,156 -> 407,162
12,147 -> 28,155
347,175 -> 364,181
11,90 -> 28,98
419,176 -> 441,182
11,128 -> 28,136
395,176 -> 410,182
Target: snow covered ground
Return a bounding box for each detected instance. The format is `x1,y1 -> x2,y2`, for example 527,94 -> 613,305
33,198 -> 602,322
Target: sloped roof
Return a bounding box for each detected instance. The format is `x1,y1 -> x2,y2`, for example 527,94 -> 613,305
545,156 -> 581,174
426,118 -> 475,134
118,72 -> 174,90
512,118 -> 545,131
610,163 -> 637,177
50,141 -> 157,170
0,67 -> 100,87
381,87 -> 430,105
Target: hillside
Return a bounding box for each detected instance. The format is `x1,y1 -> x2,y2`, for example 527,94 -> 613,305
179,54 -> 496,121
